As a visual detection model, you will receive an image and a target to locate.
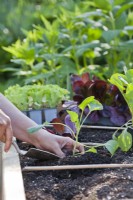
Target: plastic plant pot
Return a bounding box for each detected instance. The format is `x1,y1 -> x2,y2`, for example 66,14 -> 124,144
27,108 -> 57,124
42,108 -> 57,123
22,110 -> 28,116
28,109 -> 43,124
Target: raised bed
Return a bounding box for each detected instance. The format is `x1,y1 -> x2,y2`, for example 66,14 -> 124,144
1,127 -> 133,199
19,127 -> 133,200
1,141 -> 26,200
0,143 -> 2,199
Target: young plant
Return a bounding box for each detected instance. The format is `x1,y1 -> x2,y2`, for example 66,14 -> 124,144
28,96 -> 103,154
65,96 -> 103,153
28,96 -> 132,156
109,69 -> 133,125
105,68 -> 133,155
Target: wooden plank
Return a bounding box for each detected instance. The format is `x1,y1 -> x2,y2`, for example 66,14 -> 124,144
2,143 -> 26,200
0,142 -> 2,199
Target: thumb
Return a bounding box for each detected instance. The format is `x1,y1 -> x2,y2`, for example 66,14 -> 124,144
4,126 -> 13,152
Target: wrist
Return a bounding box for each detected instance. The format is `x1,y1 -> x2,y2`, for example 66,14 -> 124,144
27,128 -> 52,148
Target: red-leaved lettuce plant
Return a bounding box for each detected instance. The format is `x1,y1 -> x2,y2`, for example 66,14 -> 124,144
70,72 -> 131,126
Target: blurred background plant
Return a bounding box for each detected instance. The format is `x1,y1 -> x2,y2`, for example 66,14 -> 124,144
0,0 -> 133,94
4,84 -> 70,110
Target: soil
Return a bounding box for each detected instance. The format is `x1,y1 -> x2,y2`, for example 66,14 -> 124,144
19,128 -> 133,200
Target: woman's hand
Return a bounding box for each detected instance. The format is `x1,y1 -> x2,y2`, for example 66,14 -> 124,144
0,109 -> 13,152
29,129 -> 85,158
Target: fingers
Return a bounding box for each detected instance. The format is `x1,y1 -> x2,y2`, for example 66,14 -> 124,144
60,136 -> 85,155
0,113 -> 13,152
4,126 -> 13,152
67,137 -> 85,154
74,141 -> 85,154
53,144 -> 65,158
0,118 -> 6,141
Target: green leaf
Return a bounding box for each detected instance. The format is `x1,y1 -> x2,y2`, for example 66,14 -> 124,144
75,42 -> 100,57
0,67 -> 20,72
125,83 -> 133,116
109,70 -> 133,119
116,40 -> 133,51
41,16 -> 52,31
77,11 -> 104,19
86,147 -> 97,153
88,100 -> 103,112
118,129 -> 132,152
115,11 -> 126,29
116,2 -> 133,17
10,59 -> 26,66
33,62 -> 45,71
125,69 -> 133,83
118,76 -> 128,85
108,73 -> 127,93
67,110 -> 79,123
79,96 -> 94,111
79,96 -> 103,112
94,0 -> 112,10
102,30 -> 121,43
114,0 -> 127,5
105,140 -> 119,156
67,110 -> 80,131
124,26 -> 133,35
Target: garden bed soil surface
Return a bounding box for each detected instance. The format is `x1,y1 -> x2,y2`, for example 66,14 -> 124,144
20,128 -> 133,200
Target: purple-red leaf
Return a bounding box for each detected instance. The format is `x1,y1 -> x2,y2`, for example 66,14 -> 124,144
51,118 -> 65,134
109,107 -> 126,126
65,114 -> 77,135
81,73 -> 90,83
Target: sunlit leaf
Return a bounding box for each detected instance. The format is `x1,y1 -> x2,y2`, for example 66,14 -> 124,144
105,140 -> 119,156
67,110 -> 80,131
94,0 -> 112,10
109,73 -> 127,92
78,96 -> 94,111
116,2 -> 133,17
118,129 -> 132,152
125,69 -> 133,83
79,96 -> 103,112
86,147 -> 97,153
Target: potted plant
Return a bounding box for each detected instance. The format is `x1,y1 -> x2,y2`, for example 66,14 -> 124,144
4,84 -> 70,124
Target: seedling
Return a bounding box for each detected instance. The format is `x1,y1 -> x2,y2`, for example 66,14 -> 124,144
28,96 -> 103,154
107,69 -> 133,155
109,69 -> 133,125
28,95 -> 132,156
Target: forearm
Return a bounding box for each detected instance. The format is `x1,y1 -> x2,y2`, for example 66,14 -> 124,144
0,93 -> 44,144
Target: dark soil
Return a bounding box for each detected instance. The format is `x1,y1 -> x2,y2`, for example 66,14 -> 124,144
19,128 -> 133,200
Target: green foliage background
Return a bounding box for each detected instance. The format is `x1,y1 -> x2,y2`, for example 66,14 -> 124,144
0,0 -> 133,92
